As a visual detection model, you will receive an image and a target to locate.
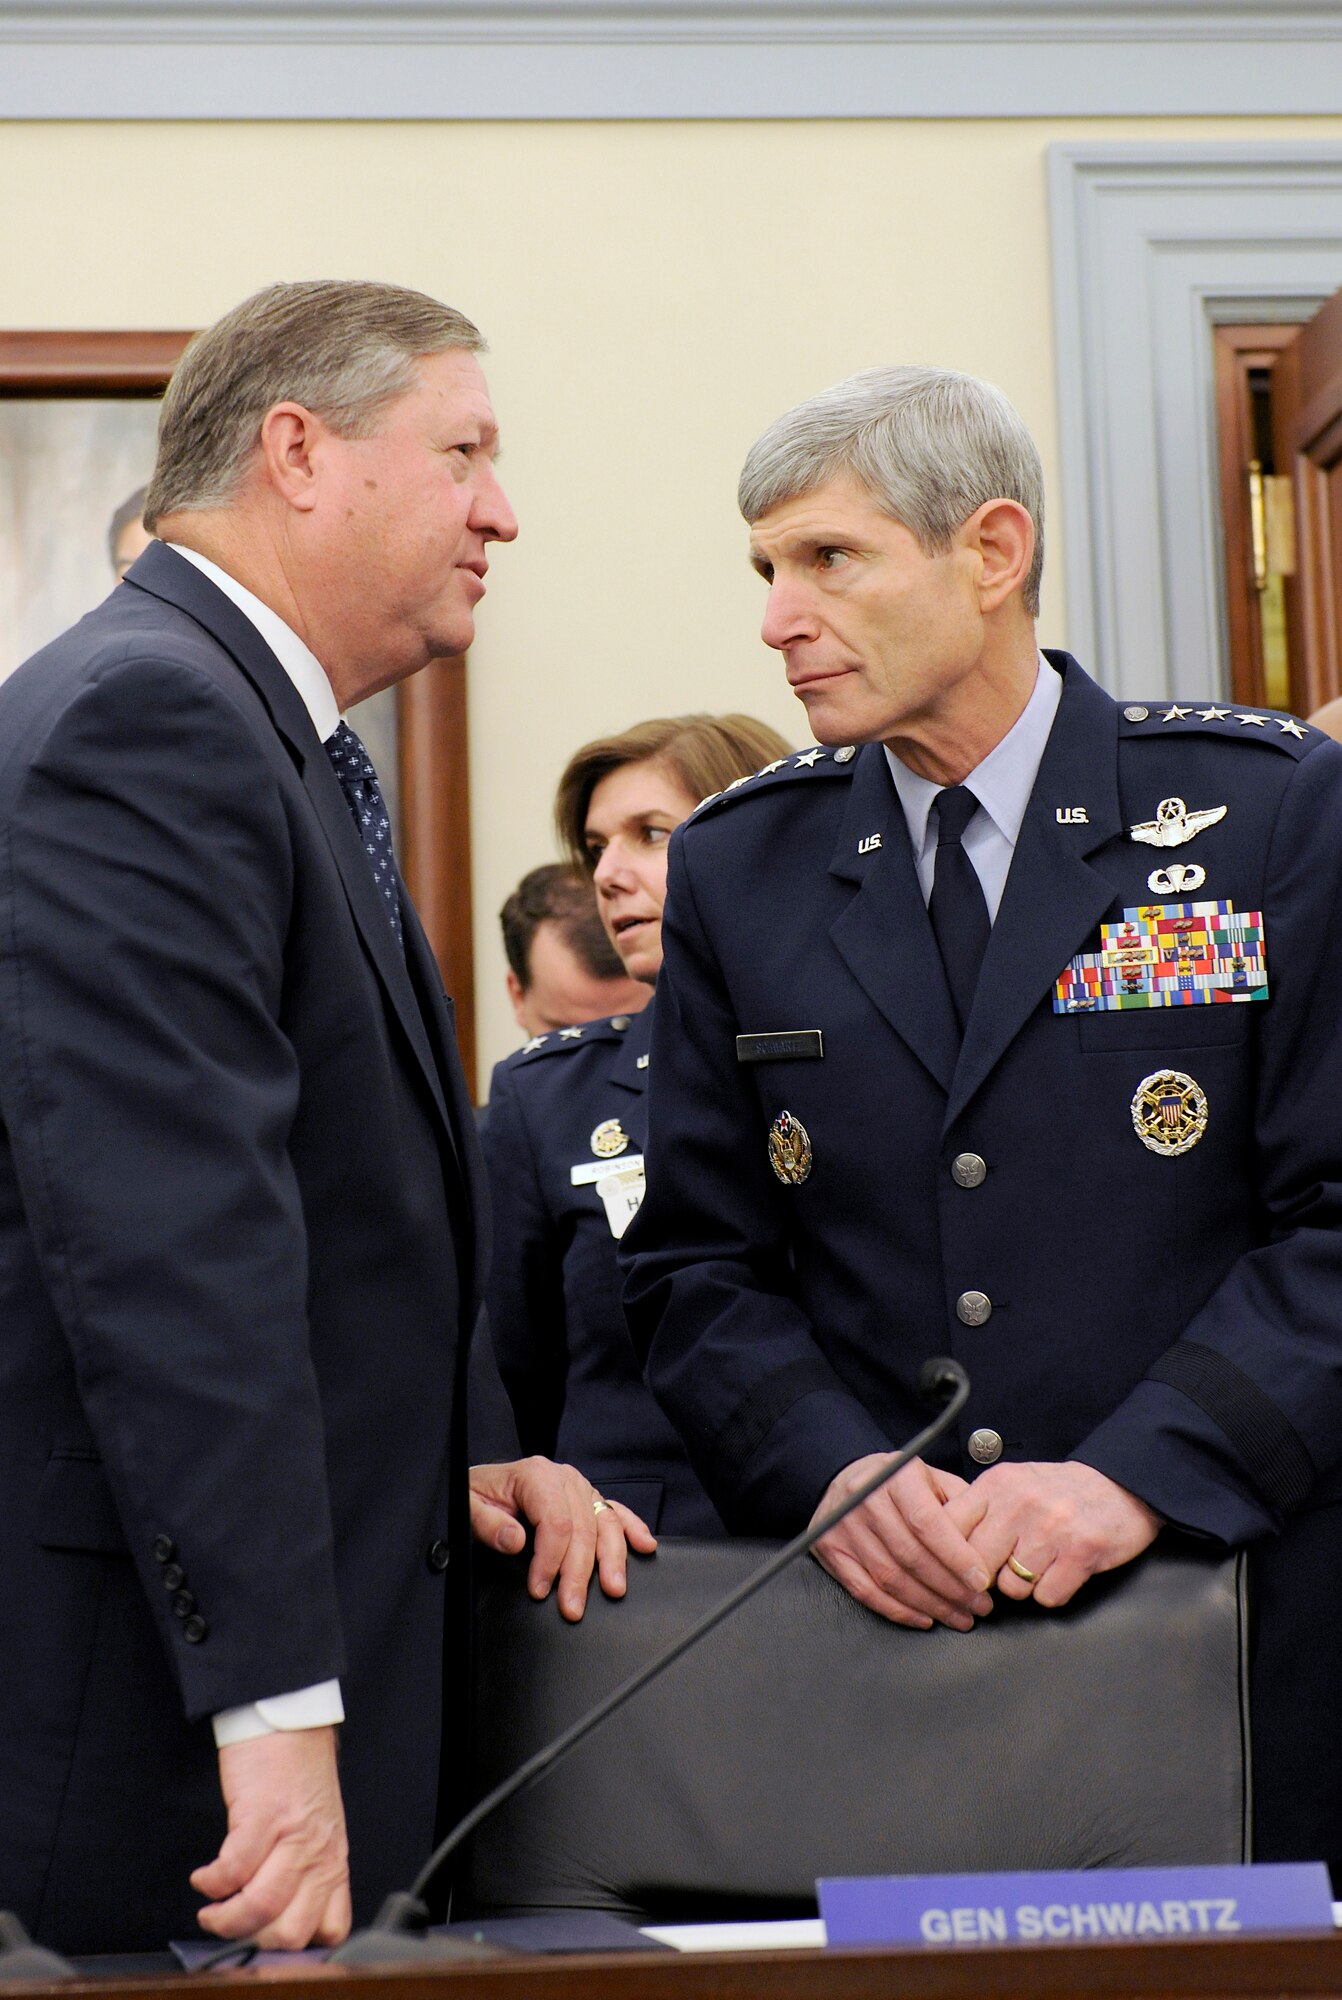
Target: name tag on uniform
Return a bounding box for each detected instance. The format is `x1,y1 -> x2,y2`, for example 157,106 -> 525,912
736,1030 -> 825,1063
571,1154 -> 645,1186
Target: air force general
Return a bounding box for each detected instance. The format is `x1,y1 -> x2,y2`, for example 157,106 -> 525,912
622,365 -> 1342,1872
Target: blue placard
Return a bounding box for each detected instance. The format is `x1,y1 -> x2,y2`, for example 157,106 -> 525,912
818,1863 -> 1333,1948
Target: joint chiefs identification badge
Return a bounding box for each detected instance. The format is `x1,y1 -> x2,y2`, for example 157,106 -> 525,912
768,1108 -> 812,1187
589,1118 -> 629,1160
1131,1069 -> 1208,1158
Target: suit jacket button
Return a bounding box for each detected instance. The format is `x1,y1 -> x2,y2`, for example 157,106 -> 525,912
182,1615 -> 208,1644
152,1535 -> 176,1564
161,1563 -> 186,1591
956,1290 -> 992,1326
427,1539 -> 450,1573
172,1590 -> 197,1619
951,1152 -> 987,1189
968,1428 -> 1004,1466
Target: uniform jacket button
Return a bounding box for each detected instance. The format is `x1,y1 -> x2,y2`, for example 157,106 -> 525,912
172,1590 -> 197,1619
610,1016 -> 631,1032
427,1539 -> 450,1572
951,1152 -> 987,1189
956,1290 -> 992,1326
161,1563 -> 185,1591
152,1535 -> 176,1564
968,1428 -> 1004,1466
182,1615 -> 209,1644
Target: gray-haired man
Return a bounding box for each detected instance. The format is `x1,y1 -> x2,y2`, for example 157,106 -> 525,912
0,281 -> 651,1955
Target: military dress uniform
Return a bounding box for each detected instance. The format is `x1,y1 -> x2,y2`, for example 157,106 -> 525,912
481,1002 -> 724,1534
622,651 -> 1342,1866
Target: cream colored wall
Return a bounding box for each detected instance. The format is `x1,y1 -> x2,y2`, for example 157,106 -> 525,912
4,113 -> 1341,1086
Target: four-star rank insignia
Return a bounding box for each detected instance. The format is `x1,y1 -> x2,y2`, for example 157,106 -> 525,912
590,1118 -> 630,1160
1131,1069 -> 1208,1158
768,1108 -> 812,1187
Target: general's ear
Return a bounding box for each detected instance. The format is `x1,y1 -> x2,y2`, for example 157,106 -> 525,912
959,498 -> 1035,614
256,401 -> 331,514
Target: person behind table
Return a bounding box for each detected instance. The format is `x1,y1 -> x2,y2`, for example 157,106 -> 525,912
502,862 -> 650,1042
480,713 -> 792,1533
621,363 -> 1342,1876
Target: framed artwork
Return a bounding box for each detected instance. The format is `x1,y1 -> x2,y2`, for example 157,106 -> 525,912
0,331 -> 478,1095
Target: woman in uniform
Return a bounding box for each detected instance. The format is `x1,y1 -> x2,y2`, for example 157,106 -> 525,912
480,713 -> 792,1533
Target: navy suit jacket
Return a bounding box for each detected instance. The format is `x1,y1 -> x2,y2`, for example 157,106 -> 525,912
623,653 -> 1342,1864
481,1002 -> 722,1534
0,543 -> 486,1949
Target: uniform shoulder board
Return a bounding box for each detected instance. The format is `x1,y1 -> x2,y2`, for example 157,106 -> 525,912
505,1014 -> 634,1067
689,744 -> 859,821
1118,701 -> 1315,758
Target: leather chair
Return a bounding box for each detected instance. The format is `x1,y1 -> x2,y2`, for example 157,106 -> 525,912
463,1538 -> 1248,1919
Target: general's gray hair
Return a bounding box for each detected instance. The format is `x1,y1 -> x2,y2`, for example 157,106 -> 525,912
144,279 -> 484,525
738,365 -> 1044,617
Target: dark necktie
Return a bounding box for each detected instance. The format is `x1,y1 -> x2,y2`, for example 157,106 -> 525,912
324,720 -> 404,952
929,785 -> 990,1033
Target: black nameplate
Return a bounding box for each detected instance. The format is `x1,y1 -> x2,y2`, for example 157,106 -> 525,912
736,1030 -> 825,1063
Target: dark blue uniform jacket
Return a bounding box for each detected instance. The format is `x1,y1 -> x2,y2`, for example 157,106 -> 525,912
623,651 -> 1342,1865
482,1002 -> 723,1534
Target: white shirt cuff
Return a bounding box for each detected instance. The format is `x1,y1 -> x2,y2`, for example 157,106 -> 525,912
212,1680 -> 345,1748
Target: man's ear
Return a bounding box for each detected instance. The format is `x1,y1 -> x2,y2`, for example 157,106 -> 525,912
256,402 -> 328,515
505,969 -> 529,1032
960,499 -> 1035,613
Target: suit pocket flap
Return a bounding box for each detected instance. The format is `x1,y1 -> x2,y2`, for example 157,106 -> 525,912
36,1454 -> 129,1554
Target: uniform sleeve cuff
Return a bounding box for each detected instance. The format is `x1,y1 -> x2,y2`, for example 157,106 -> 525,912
212,1680 -> 345,1748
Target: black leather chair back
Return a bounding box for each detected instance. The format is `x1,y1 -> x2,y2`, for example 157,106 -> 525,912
464,1538 -> 1247,1919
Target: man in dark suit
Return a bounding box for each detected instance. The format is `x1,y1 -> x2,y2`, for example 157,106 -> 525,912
623,364 -> 1342,1869
0,280 -> 650,1956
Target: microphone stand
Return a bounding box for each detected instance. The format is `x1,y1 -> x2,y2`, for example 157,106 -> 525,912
331,1357 -> 971,1965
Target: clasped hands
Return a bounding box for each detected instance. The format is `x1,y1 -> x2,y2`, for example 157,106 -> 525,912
810,1454 -> 1161,1631
193,1457 -> 655,1949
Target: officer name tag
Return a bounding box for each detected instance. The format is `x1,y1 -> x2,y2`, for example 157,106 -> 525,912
736,1030 -> 824,1063
571,1154 -> 645,1186
1055,900 -> 1268,1014
818,1864 -> 1332,1949
595,1165 -> 645,1239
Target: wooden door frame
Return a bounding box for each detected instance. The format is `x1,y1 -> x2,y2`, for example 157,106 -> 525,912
1211,322 -> 1301,712
0,329 -> 476,1094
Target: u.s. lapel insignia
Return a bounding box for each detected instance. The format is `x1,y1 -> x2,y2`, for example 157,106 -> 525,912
590,1118 -> 629,1160
1147,863 -> 1206,896
1129,798 -> 1227,850
1131,1069 -> 1208,1157
768,1108 -> 812,1187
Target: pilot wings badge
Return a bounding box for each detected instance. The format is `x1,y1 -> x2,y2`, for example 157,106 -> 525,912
1129,797 -> 1227,850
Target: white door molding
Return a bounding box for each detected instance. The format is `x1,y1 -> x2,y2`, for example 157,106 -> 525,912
1049,144 -> 1342,700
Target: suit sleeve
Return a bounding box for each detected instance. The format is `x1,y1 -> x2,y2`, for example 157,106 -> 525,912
621,829 -> 892,1532
0,654 -> 345,1719
478,1062 -> 569,1459
1075,741 -> 1342,1543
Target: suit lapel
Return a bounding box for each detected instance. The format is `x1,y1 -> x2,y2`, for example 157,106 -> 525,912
126,544 -> 456,1148
828,748 -> 960,1095
946,656 -> 1122,1128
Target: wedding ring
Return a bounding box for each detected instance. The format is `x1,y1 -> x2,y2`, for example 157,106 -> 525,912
1007,1554 -> 1038,1584
592,1497 -> 611,1517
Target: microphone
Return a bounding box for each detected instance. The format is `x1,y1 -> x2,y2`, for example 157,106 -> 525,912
332,1355 -> 970,1964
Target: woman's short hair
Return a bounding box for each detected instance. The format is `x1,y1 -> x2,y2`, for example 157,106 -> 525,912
738,364 -> 1044,617
144,279 -> 483,526
555,713 -> 794,872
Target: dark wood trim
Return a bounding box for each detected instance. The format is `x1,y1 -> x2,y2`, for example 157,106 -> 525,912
1211,322 -> 1300,711
0,329 -> 193,394
399,657 -> 476,1100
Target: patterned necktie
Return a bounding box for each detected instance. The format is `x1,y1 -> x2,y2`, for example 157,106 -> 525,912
928,785 -> 990,1033
324,720 -> 404,952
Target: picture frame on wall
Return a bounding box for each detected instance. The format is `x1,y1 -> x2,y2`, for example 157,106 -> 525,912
0,330 -> 477,1094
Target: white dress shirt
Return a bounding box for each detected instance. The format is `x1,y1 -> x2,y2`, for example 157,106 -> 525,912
167,545 -> 345,1749
883,652 -> 1062,923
